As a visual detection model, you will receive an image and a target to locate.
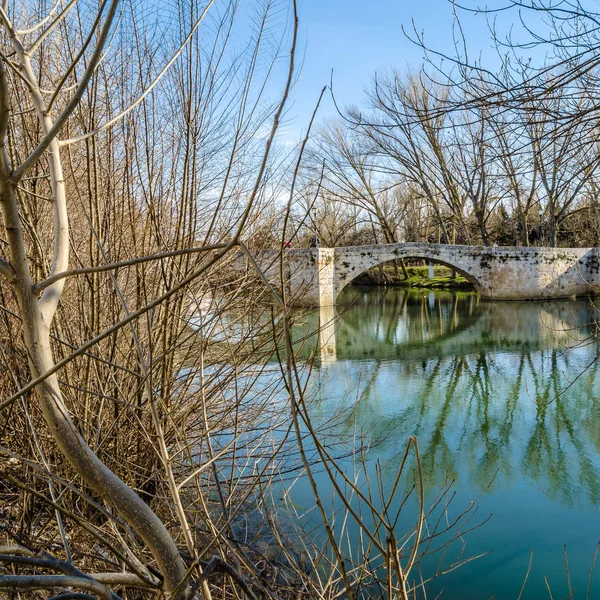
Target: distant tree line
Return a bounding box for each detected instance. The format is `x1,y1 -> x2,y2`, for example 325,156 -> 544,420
293,6 -> 600,249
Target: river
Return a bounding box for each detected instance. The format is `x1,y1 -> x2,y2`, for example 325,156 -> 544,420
287,286 -> 600,599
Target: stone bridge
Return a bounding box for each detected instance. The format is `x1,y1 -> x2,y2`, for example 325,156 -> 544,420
281,243 -> 600,306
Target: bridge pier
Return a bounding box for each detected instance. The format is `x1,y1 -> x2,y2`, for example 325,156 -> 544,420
286,248 -> 335,306
283,244 -> 600,306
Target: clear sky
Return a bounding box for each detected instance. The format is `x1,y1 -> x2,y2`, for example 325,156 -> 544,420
284,0 -> 539,138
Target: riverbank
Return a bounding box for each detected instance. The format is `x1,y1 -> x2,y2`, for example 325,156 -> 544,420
352,265 -> 473,289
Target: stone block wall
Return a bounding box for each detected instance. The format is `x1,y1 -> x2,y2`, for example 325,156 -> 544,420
334,244 -> 480,298
476,247 -> 600,299
282,244 -> 600,306
333,244 -> 600,303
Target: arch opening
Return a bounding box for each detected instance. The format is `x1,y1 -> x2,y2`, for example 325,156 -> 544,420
337,254 -> 481,300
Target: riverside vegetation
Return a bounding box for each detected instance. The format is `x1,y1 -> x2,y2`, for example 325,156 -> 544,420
353,263 -> 471,289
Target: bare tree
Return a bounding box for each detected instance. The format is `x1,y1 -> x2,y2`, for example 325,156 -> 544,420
309,120 -> 408,244
0,3 -> 497,600
354,75 -> 474,244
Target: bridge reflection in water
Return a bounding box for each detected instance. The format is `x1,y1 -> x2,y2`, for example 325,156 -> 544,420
289,287 -> 600,600
293,287 -> 594,364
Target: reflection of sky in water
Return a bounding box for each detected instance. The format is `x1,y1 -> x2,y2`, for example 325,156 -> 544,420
291,287 -> 600,600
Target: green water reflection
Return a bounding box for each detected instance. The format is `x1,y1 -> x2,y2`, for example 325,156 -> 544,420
293,287 -> 600,599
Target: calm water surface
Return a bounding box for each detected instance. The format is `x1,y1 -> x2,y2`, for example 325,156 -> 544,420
291,286 -> 600,599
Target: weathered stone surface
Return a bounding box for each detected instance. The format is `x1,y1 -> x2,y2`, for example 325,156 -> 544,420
284,244 -> 600,306
286,248 -> 336,306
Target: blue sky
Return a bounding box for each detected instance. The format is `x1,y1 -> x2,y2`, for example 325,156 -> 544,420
284,0 -> 540,136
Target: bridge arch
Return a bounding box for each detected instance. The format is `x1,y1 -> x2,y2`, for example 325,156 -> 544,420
334,244 -> 485,301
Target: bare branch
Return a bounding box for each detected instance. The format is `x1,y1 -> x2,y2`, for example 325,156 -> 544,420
232,0 -> 299,240
34,243 -> 228,293
90,573 -> 155,590
0,576 -> 116,600
0,241 -> 235,411
45,0 -> 109,111
11,0 -> 120,182
17,0 -> 66,36
0,257 -> 13,281
59,0 -> 214,148
0,57 -> 10,177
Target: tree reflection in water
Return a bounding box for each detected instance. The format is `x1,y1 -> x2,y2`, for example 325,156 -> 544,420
292,287 -> 600,599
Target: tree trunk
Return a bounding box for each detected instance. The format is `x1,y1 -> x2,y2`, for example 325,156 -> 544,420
522,214 -> 530,246
399,258 -> 409,279
1,183 -> 189,600
475,208 -> 490,246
